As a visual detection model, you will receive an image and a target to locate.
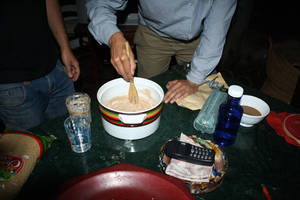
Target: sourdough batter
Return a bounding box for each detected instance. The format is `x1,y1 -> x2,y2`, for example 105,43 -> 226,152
105,89 -> 157,112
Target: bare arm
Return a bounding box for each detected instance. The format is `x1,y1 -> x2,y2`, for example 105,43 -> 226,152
46,0 -> 80,81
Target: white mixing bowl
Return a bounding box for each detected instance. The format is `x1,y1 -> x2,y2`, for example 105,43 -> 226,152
97,77 -> 164,140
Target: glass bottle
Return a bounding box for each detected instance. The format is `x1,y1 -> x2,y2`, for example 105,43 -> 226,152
213,85 -> 244,146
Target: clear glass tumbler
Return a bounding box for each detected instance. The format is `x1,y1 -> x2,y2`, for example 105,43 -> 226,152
64,114 -> 92,153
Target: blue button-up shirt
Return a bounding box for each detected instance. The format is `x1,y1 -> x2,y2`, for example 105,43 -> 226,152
86,0 -> 237,84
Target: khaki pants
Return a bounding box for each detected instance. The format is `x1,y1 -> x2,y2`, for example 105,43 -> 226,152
134,25 -> 200,78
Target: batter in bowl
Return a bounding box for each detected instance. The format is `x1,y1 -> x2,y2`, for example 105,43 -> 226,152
105,89 -> 157,112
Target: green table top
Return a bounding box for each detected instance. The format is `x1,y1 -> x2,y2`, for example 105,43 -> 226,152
19,70 -> 300,200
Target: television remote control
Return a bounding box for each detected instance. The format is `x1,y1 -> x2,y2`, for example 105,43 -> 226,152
164,140 -> 215,166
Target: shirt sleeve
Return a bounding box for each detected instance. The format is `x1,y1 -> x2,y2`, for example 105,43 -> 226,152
187,0 -> 237,85
86,0 -> 128,46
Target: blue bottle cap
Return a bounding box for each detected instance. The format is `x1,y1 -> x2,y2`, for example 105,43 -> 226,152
228,85 -> 243,98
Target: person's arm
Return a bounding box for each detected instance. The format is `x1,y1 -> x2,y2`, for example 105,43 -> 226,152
86,0 -> 135,81
86,0 -> 127,46
46,0 -> 80,81
187,0 -> 237,85
164,0 -> 237,104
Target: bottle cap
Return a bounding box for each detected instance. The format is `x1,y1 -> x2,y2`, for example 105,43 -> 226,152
228,85 -> 243,98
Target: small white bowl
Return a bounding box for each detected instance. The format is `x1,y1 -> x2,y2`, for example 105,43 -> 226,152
240,95 -> 270,127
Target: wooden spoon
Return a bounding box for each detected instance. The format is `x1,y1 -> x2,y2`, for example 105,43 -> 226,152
125,42 -> 139,104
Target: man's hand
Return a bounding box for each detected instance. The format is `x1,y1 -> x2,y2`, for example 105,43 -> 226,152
164,80 -> 199,103
109,32 -> 136,81
61,48 -> 80,81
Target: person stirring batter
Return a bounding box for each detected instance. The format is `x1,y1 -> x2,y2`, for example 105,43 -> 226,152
86,0 -> 237,104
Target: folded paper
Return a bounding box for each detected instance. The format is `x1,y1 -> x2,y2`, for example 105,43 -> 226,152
176,73 -> 228,110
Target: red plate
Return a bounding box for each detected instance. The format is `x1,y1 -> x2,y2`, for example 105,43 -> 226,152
55,163 -> 195,200
284,114 -> 300,141
267,112 -> 300,147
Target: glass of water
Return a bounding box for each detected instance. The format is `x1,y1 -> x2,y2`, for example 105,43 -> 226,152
64,114 -> 92,153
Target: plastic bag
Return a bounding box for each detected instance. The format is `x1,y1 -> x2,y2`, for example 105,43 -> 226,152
0,131 -> 55,200
193,89 -> 227,134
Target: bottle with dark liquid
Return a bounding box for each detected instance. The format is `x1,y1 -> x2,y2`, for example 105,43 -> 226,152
213,85 -> 244,146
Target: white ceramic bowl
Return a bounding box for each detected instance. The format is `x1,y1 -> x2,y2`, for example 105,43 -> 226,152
240,95 -> 270,127
97,77 -> 164,140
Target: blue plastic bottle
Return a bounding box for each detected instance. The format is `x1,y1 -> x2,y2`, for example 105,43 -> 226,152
213,85 -> 244,146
